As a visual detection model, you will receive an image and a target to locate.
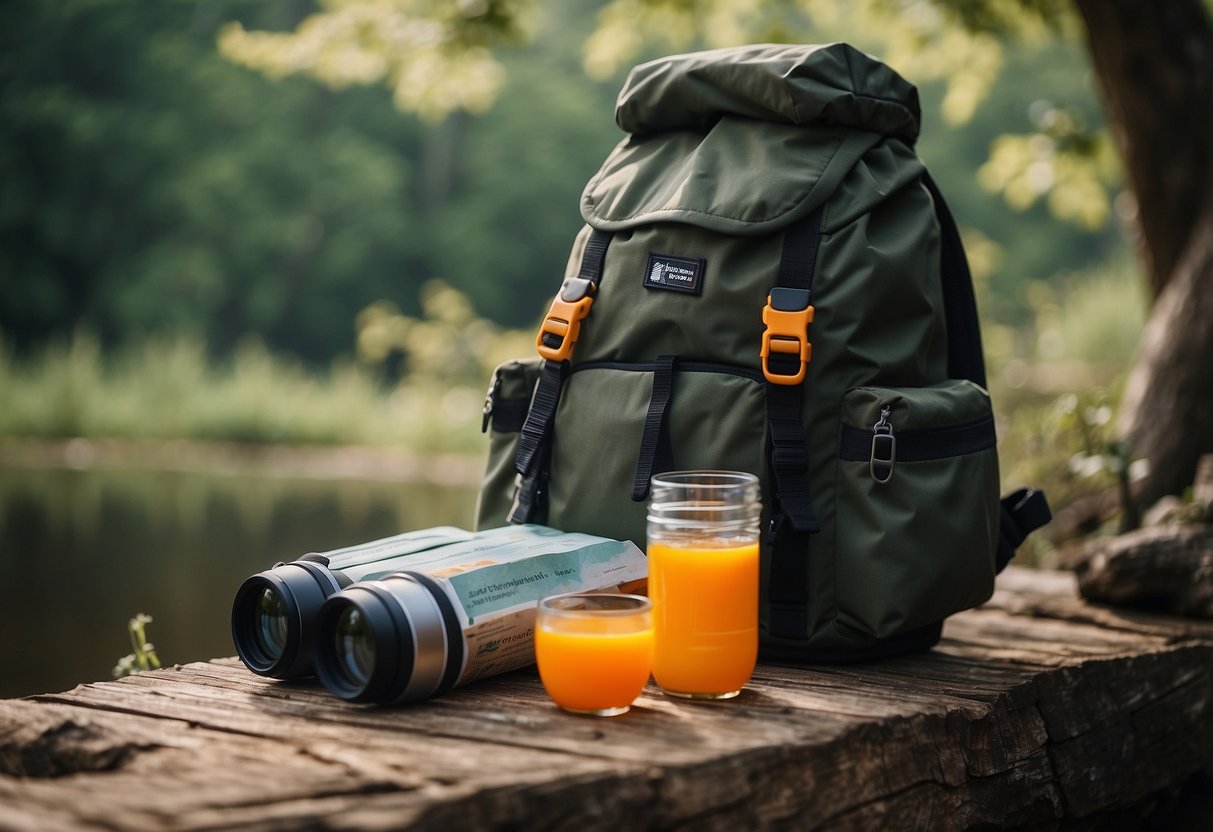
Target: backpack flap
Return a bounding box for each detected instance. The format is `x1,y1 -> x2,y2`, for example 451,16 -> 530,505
583,43 -> 921,237
615,42 -> 920,144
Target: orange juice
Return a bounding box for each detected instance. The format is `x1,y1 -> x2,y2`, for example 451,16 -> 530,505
535,625 -> 653,713
648,540 -> 758,698
534,593 -> 653,716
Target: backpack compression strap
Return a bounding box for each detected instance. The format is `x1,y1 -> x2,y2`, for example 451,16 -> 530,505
630,354 -> 678,502
764,204 -> 826,640
509,229 -> 613,525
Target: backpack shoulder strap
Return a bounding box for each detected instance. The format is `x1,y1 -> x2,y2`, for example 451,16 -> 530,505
921,172 -> 987,388
509,229 -> 613,525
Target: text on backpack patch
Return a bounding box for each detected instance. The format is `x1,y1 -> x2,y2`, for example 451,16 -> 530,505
643,253 -> 705,295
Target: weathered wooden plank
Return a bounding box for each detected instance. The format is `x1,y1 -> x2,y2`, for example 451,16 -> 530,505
1,567 -> 1211,831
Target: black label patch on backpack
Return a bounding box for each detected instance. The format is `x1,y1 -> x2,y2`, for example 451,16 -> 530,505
643,253 -> 705,295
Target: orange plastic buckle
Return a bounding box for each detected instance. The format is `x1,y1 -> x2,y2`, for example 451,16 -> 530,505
760,293 -> 814,385
535,279 -> 595,362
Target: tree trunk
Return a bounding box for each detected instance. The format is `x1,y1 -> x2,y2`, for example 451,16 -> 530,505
1074,0 -> 1213,506
1073,0 -> 1213,296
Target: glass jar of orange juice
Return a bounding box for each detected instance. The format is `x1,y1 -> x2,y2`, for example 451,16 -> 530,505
647,470 -> 761,700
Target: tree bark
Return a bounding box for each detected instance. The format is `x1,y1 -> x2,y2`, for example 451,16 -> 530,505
1119,206 -> 1213,504
1073,0 -> 1213,296
1074,0 -> 1213,505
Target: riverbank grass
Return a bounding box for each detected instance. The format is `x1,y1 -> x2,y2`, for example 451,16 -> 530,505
0,333 -> 486,454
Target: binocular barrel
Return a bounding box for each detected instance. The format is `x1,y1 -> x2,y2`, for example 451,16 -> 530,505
230,527 -> 473,679
230,556 -> 350,679
314,571 -> 464,705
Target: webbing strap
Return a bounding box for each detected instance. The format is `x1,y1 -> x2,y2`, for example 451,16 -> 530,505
767,528 -> 814,639
996,488 -> 1052,572
509,230 -> 612,524
777,209 -> 826,291
766,384 -> 821,531
578,230 -> 611,283
514,360 -> 566,478
631,355 -> 677,502
509,360 -> 566,524
765,205 -> 826,640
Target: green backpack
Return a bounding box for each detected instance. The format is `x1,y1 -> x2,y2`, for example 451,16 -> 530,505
475,43 -> 1050,661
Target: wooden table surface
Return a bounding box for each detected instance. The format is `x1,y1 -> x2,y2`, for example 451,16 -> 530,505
3,566 -> 1212,831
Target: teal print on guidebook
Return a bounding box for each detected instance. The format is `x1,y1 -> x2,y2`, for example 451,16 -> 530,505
449,541 -> 634,623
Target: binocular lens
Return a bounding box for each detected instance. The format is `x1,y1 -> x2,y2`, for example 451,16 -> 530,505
252,587 -> 289,661
314,573 -> 461,704
332,606 -> 376,688
232,561 -> 345,679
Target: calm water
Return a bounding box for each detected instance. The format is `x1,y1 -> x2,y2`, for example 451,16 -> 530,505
0,465 -> 477,698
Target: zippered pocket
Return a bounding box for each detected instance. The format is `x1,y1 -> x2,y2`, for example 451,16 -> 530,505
474,358 -> 542,530
833,379 -> 1000,639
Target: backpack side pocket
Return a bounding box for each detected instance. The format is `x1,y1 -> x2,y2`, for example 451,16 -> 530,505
833,379 -> 1000,639
474,359 -> 542,530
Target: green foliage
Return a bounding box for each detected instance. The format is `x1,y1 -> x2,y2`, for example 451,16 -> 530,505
220,0 -> 537,121
0,331 -> 431,451
1,0 -> 431,361
0,283 -> 532,453
914,41 -> 1122,328
0,0 -> 631,356
979,101 -> 1120,229
989,257 -> 1146,555
112,613 -> 161,679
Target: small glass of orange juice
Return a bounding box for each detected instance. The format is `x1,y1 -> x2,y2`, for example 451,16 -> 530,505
648,470 -> 761,700
534,593 -> 653,716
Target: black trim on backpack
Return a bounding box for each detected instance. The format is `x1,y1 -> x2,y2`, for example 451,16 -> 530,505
838,413 -> 997,462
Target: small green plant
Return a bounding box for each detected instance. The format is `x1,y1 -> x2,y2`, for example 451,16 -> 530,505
1055,391 -> 1143,532
112,613 -> 162,679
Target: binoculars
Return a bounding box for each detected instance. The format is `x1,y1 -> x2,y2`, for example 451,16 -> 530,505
230,526 -> 472,679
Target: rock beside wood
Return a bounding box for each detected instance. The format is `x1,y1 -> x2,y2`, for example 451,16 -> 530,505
1072,523 -> 1213,617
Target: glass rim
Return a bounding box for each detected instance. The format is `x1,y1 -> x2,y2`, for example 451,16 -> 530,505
537,592 -> 652,617
651,470 -> 759,489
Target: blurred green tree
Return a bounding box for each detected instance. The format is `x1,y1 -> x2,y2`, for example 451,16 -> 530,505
223,0 -> 1213,507
0,0 -> 432,362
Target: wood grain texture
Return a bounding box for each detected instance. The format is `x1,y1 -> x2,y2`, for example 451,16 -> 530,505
2,566 -> 1212,831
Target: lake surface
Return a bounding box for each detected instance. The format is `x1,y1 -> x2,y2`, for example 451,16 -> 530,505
0,463 -> 478,698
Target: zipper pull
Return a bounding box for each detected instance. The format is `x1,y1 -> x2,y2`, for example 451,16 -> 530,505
870,405 -> 896,484
481,373 -> 500,433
